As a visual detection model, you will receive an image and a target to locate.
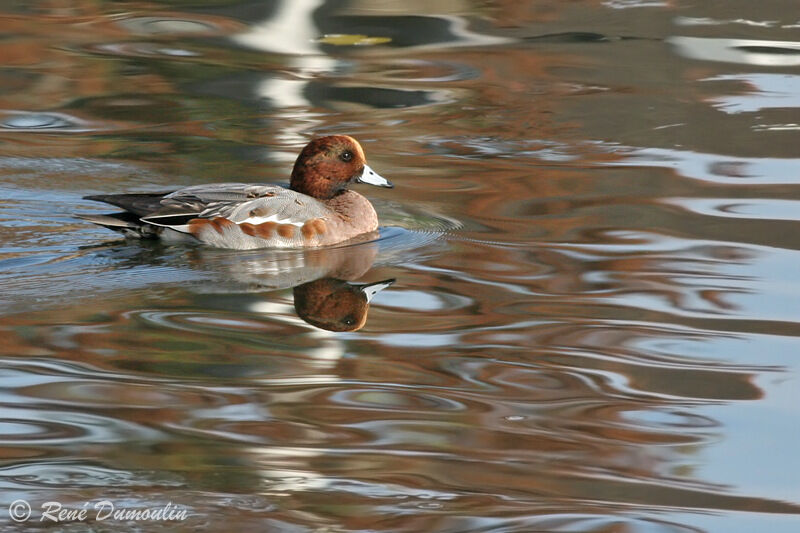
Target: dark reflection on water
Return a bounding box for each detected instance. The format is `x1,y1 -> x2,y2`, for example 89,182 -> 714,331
1,0 -> 800,532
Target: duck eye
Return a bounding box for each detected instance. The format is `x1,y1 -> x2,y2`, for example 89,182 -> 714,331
340,151 -> 353,163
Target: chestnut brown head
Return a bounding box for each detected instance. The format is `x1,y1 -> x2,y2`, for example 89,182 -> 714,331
290,135 -> 392,200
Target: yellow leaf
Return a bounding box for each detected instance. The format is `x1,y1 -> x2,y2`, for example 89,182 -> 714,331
318,34 -> 391,46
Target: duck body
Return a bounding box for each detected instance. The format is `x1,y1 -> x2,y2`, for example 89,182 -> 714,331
80,135 -> 392,250
82,184 -> 380,249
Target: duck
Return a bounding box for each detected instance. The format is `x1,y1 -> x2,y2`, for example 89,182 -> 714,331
78,135 -> 393,249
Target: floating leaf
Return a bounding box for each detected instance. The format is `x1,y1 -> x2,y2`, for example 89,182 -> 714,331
318,34 -> 391,46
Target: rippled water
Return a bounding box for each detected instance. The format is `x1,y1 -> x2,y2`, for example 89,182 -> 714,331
1,1 -> 799,531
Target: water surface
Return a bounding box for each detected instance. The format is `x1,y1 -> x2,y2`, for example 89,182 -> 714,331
1,1 -> 799,531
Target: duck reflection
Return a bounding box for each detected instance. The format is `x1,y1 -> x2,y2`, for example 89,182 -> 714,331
293,277 -> 394,332
185,237 -> 393,332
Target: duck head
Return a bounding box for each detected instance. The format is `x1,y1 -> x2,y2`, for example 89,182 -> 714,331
290,135 -> 393,200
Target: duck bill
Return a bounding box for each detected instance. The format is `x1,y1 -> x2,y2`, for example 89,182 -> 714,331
359,278 -> 396,303
357,165 -> 393,188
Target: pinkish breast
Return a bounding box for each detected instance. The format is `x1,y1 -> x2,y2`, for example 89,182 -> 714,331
320,190 -> 379,245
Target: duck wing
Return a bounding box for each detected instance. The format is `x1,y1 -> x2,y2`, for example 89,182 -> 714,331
140,183 -> 330,233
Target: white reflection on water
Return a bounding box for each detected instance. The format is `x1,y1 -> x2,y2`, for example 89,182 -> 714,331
704,74 -> 800,114
668,36 -> 800,66
663,197 -> 800,222
675,16 -> 782,28
609,146 -> 800,184
247,298 -> 347,366
232,0 -> 325,55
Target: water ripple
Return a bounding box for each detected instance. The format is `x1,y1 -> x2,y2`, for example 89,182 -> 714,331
0,461 -> 184,490
0,111 -> 92,132
0,408 -> 161,445
115,15 -> 238,36
84,42 -> 203,59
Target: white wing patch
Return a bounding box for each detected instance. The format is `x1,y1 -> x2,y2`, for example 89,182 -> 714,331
238,213 -> 305,227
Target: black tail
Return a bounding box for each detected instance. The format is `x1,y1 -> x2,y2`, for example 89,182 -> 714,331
83,192 -> 174,217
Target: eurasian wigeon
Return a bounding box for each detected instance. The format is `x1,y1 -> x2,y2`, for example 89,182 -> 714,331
79,135 -> 393,249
